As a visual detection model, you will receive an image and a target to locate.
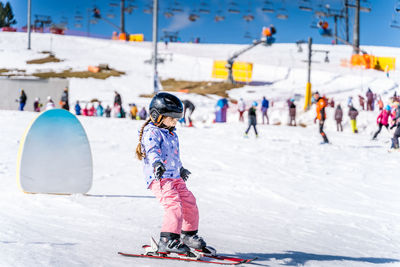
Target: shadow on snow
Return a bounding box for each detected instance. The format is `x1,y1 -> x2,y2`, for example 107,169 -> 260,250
233,251 -> 399,266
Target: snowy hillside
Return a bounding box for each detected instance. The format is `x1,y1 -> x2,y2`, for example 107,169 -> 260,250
0,33 -> 400,266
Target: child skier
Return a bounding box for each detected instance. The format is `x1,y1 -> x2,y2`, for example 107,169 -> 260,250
136,92 -> 206,255
244,101 -> 258,137
348,105 -> 359,133
372,105 -> 392,140
334,104 -> 343,132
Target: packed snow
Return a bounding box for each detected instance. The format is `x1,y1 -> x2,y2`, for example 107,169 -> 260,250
0,32 -> 400,266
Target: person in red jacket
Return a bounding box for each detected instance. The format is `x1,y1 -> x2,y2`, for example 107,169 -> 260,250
314,92 -> 329,143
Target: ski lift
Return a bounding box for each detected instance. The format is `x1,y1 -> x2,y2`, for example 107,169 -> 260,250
244,31 -> 252,39
109,1 -> 119,7
262,0 -> 274,13
390,15 -> 400,29
107,12 -> 115,19
74,23 -> 83,28
60,16 -> 68,26
310,16 -> 319,29
188,13 -> 200,22
93,7 -> 101,19
228,1 -> 240,14
143,5 -> 153,14
360,0 -> 372,13
164,9 -> 174,18
276,8 -> 288,20
299,0 -> 313,12
396,1 -> 400,12
172,1 -> 183,13
199,1 -> 210,14
90,19 -> 98,24
243,14 -> 254,22
214,14 -> 225,22
318,20 -> 332,36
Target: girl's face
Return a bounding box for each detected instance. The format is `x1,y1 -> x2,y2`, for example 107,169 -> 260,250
163,116 -> 178,127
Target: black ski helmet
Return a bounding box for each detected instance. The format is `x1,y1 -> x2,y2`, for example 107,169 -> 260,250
149,92 -> 183,123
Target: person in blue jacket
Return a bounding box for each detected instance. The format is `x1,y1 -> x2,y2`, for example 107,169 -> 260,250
135,92 -> 207,255
75,101 -> 81,115
261,96 -> 269,124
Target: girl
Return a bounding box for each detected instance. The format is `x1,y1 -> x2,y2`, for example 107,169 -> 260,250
136,92 -> 206,255
372,105 -> 392,140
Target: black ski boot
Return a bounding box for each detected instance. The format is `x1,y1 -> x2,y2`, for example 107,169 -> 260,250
181,230 -> 207,250
158,233 -> 190,255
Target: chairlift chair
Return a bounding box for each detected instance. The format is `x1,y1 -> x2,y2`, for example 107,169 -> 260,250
228,1 -> 240,14
262,0 -> 275,13
298,0 -> 313,12
143,5 -> 153,14
276,8 -> 288,20
214,10 -> 225,22
188,11 -> 200,22
74,23 -> 83,28
396,0 -> 400,12
360,0 -> 372,12
109,1 -> 119,7
164,10 -> 174,18
244,31 -> 252,39
107,12 -> 115,19
243,14 -> 255,22
199,1 -> 210,14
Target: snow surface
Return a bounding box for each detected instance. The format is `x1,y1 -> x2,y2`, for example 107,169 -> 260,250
1,32 -> 400,266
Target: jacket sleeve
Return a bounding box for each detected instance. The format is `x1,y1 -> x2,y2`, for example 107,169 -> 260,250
142,129 -> 162,166
377,112 -> 382,124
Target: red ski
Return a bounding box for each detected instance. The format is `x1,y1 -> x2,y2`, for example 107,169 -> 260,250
118,252 -> 257,265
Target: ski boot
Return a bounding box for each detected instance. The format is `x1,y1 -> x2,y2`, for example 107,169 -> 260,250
157,235 -> 191,255
181,231 -> 216,256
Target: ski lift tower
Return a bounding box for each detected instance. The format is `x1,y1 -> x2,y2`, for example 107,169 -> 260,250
152,0 -> 160,93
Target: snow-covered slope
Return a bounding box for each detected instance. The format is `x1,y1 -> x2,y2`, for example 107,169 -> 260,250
0,33 -> 400,266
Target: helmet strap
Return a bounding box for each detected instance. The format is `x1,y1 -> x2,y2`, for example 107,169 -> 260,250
150,113 -> 164,126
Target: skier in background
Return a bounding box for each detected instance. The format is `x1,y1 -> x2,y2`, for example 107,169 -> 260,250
18,89 -> 27,111
390,102 -> 400,130
314,92 -> 329,144
372,105 -> 392,140
82,104 -> 89,116
45,96 -> 55,110
139,107 -> 147,120
60,87 -> 69,110
130,104 -> 138,120
75,101 -> 81,115
366,88 -> 374,111
289,98 -> 296,126
334,104 -> 343,132
135,92 -> 207,255
105,105 -> 111,118
96,102 -> 104,117
245,101 -> 258,137
238,98 -> 246,122
377,96 -> 384,111
182,100 -> 195,127
88,104 -> 96,116
358,95 -> 365,110
261,96 -> 269,124
348,105 -> 359,133
33,97 -> 42,112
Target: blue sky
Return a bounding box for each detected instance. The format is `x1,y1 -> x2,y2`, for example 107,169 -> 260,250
6,0 -> 400,46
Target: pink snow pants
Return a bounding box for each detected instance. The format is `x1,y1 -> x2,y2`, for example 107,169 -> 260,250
150,178 -> 199,235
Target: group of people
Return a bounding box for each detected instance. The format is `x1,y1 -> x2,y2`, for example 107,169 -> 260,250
17,87 -> 69,112
74,91 -> 149,120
